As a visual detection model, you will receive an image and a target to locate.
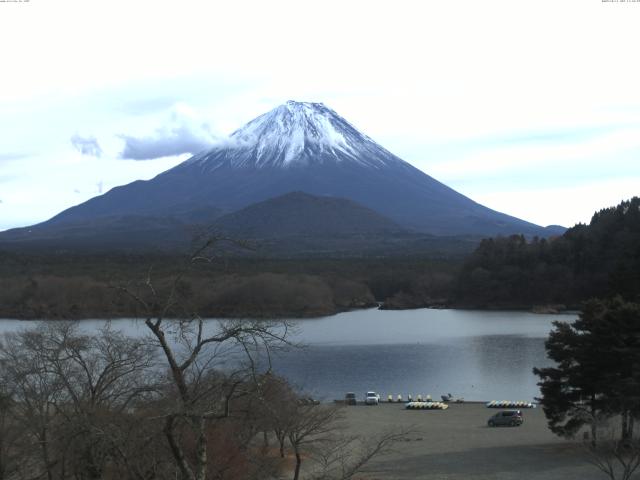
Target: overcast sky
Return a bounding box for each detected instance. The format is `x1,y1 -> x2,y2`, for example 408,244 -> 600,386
1,0 -> 639,231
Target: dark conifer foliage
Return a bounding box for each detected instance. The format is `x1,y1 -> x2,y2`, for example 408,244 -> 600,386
455,197 -> 640,308
534,298 -> 640,443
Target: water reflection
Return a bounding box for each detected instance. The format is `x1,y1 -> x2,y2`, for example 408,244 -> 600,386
0,308 -> 573,402
270,336 -> 554,402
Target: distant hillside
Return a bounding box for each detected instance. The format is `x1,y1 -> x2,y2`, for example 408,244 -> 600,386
453,197 -> 640,308
0,215 -> 202,252
213,191 -> 405,238
0,192 -> 481,257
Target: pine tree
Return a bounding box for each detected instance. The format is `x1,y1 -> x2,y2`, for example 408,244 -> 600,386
534,298 -> 640,444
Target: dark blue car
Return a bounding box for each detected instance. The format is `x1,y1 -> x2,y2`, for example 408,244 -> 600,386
488,410 -> 524,427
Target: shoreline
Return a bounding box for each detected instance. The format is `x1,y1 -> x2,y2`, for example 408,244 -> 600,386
0,303 -> 581,322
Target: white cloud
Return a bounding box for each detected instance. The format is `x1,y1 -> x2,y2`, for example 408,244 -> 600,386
471,179 -> 640,228
70,134 -> 102,157
119,103 -> 220,160
422,126 -> 640,180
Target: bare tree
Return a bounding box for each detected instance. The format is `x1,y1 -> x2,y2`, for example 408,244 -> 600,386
256,373 -> 299,458
105,404 -> 174,480
286,404 -> 345,480
310,428 -> 413,480
281,400 -> 412,480
47,322 -> 158,480
0,390 -> 23,480
116,237 -> 292,480
0,322 -> 158,480
585,421 -> 640,480
0,325 -> 66,480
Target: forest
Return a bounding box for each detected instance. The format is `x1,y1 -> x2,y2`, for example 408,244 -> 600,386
453,197 -> 640,309
0,198 -> 638,319
0,252 -> 460,320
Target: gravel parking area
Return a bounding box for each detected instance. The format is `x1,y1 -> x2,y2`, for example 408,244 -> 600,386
342,402 -> 602,480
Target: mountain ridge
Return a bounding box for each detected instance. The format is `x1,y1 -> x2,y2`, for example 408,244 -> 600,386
212,191 -> 406,238
0,101 -> 564,249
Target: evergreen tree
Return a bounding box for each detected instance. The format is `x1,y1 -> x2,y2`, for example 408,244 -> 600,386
534,298 -> 640,443
456,197 -> 640,307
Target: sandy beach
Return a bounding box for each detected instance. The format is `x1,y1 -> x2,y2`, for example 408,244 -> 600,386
341,402 -> 603,480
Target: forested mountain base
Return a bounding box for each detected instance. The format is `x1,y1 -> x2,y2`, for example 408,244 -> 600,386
1,198 -> 637,319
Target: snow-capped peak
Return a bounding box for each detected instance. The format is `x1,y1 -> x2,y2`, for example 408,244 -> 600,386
186,101 -> 406,170
231,101 -> 361,162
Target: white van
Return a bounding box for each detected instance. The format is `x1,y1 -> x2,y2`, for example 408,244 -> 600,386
365,391 -> 380,405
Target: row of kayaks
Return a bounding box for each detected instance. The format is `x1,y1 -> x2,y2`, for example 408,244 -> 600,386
387,395 -> 435,402
405,401 -> 449,410
486,400 -> 536,408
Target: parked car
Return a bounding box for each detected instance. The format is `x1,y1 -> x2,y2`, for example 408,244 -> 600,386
487,410 -> 523,427
345,392 -> 357,405
365,391 -> 380,405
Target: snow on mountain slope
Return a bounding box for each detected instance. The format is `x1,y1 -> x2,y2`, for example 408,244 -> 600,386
186,101 -> 405,169
3,100 -> 558,241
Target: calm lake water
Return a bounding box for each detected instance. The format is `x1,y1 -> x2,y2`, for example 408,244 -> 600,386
0,308 -> 576,402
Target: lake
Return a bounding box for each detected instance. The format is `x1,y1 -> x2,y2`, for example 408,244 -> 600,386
0,308 -> 575,403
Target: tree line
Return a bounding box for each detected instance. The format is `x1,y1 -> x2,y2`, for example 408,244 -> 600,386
454,197 -> 640,308
0,251 -> 460,319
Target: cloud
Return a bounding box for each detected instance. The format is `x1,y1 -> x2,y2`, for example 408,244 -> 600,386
472,178 -> 640,228
0,153 -> 30,162
71,134 -> 102,157
425,126 -> 640,181
120,96 -> 178,115
119,103 -> 219,160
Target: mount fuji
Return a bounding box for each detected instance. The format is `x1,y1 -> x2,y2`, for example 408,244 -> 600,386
1,101 -> 562,251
